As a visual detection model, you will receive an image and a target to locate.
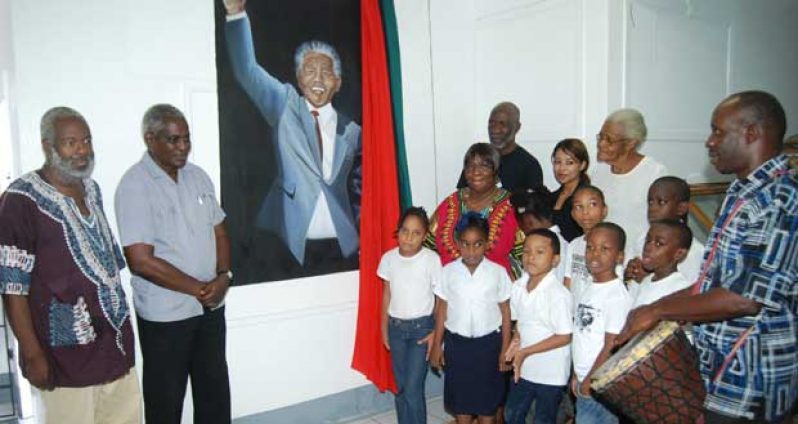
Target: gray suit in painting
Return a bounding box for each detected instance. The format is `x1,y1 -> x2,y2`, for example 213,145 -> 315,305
225,16 -> 360,265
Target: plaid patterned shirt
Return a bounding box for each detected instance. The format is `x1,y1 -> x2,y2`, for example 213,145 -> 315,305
695,154 -> 798,422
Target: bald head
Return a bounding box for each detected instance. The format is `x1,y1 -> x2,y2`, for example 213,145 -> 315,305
718,91 -> 786,149
492,102 -> 520,122
488,101 -> 521,153
707,91 -> 787,178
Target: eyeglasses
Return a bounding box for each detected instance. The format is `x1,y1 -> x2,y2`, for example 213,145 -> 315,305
464,163 -> 494,174
595,133 -> 628,145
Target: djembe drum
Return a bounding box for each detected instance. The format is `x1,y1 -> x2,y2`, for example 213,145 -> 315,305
591,320 -> 705,423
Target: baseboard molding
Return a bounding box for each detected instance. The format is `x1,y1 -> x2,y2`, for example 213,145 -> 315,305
233,372 -> 444,424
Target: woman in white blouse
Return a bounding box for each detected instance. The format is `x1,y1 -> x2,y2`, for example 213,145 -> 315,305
591,108 -> 668,249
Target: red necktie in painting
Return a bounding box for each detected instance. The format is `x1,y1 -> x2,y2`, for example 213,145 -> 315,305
311,110 -> 323,160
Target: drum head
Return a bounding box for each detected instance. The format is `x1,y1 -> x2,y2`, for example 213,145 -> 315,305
590,321 -> 706,423
592,321 -> 680,390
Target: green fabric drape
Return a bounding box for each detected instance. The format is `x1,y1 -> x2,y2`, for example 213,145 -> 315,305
379,0 -> 413,209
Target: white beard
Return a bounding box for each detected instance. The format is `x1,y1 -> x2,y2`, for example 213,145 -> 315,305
46,145 -> 95,181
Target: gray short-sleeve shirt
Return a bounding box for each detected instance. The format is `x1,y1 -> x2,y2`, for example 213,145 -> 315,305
115,153 -> 225,322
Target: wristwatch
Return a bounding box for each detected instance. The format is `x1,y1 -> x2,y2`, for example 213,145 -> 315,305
217,269 -> 233,281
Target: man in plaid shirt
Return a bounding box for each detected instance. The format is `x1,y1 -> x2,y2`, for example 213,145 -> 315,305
619,90 -> 797,423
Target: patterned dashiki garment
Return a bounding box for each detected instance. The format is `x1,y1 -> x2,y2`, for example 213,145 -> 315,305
0,172 -> 134,387
425,188 -> 524,279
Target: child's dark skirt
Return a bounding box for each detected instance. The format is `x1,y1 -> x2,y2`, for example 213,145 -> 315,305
443,329 -> 505,416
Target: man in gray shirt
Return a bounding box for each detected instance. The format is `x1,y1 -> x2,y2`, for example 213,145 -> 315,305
115,104 -> 231,424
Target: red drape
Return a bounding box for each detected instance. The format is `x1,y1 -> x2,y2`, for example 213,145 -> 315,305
350,0 -> 400,393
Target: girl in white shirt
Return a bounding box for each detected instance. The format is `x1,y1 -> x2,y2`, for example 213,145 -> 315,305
429,213 -> 512,422
378,207 -> 441,424
504,229 -> 573,424
564,186 -> 608,295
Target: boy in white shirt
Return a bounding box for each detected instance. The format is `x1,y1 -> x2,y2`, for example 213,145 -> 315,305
629,220 -> 694,308
624,176 -> 705,284
511,187 -> 570,282
504,229 -> 573,424
571,222 -> 632,424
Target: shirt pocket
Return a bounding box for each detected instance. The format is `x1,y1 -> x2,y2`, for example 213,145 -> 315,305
153,203 -> 179,244
49,295 -> 97,347
196,191 -> 219,226
179,190 -> 218,235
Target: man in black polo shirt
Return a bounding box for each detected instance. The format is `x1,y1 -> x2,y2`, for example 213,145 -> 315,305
458,101 -> 543,191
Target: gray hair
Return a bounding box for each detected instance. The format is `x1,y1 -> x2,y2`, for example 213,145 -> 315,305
141,104 -> 186,138
463,142 -> 501,173
294,40 -> 342,78
41,106 -> 86,145
606,108 -> 647,143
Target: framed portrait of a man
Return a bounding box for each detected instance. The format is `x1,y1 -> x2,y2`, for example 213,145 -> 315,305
215,0 -> 361,284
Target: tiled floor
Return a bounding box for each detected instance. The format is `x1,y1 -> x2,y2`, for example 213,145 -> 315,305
342,398 -> 798,424
343,396 -> 452,424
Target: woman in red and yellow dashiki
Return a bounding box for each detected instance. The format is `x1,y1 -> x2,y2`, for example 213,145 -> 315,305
425,143 -> 524,278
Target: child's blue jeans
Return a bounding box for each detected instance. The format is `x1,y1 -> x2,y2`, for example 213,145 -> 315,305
575,382 -> 618,424
388,314 -> 434,424
504,378 -> 565,424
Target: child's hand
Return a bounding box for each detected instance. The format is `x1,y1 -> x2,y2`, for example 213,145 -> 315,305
510,350 -> 527,383
417,332 -> 434,361
429,344 -> 445,370
504,338 -> 520,362
498,351 -> 511,373
579,378 -> 592,398
624,257 -> 648,283
570,375 -> 579,397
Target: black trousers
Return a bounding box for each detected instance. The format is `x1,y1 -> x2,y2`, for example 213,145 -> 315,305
137,307 -> 231,424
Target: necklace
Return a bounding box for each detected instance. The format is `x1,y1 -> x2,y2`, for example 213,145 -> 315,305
464,187 -> 497,209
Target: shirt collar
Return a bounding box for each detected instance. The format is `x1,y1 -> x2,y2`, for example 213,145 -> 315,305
652,271 -> 684,284
594,277 -> 622,287
727,154 -> 790,197
306,101 -> 335,124
516,270 -> 559,293
455,257 -> 486,275
141,151 -> 182,181
536,270 -> 559,291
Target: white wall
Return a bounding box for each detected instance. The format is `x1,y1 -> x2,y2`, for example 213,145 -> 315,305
399,0 -> 618,206
398,0 -> 798,215
625,0 -> 798,182
5,0 -> 798,421
0,0 -> 15,191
